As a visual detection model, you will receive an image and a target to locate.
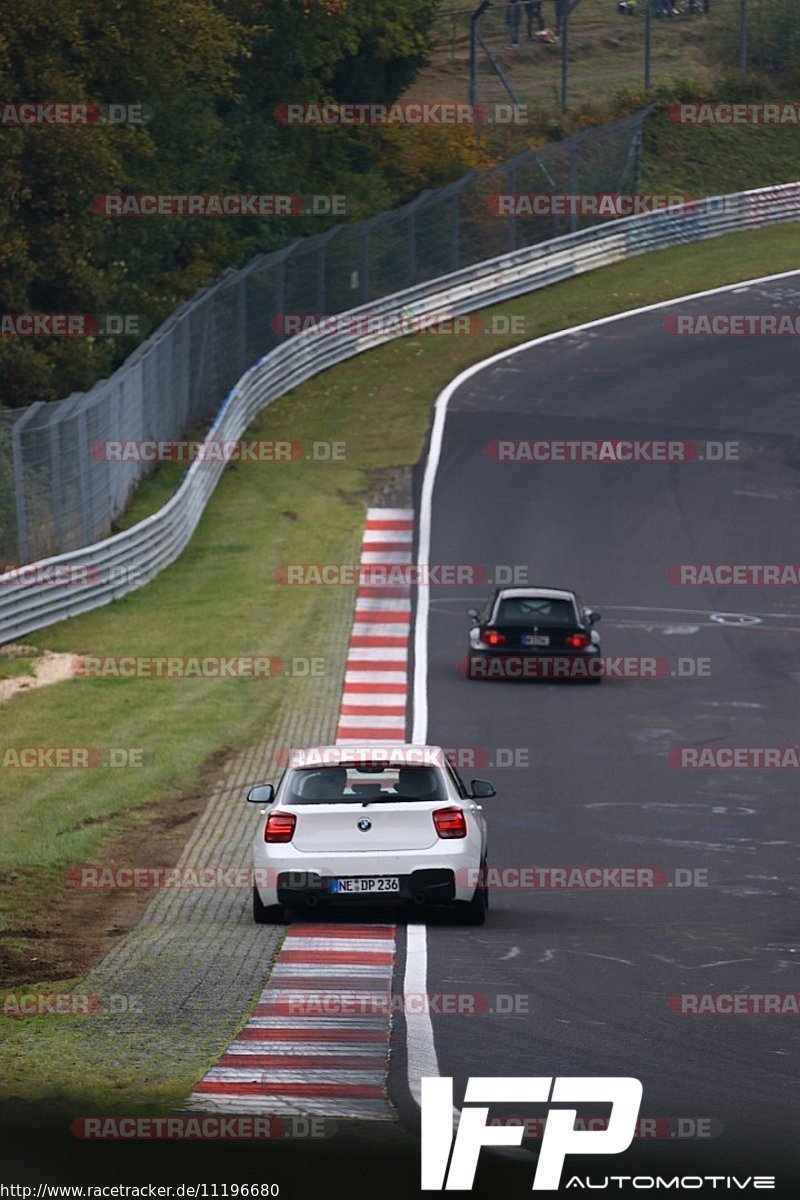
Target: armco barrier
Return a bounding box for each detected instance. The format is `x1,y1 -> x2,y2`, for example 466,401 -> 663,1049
2,184 -> 799,644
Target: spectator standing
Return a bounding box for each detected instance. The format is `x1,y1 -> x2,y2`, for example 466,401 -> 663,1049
506,0 -> 522,45
525,1 -> 545,36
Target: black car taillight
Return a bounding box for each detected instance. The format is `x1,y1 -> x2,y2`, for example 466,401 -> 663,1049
565,633 -> 590,649
482,629 -> 507,647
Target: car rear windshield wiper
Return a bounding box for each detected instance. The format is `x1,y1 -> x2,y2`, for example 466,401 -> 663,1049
359,795 -> 443,806
287,796 -> 441,806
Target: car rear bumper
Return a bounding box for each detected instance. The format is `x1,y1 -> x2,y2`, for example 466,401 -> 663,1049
469,643 -> 601,657
275,867 -> 456,909
466,646 -> 603,679
253,842 -> 482,907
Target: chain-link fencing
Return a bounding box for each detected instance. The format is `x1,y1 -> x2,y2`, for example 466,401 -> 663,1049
0,109 -> 649,568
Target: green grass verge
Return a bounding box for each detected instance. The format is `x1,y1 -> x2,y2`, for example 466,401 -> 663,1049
0,221 -> 798,1109
0,656 -> 37,682
643,111 -> 800,198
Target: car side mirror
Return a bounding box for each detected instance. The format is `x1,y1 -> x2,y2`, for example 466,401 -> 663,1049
586,610 -> 601,624
467,607 -> 480,620
470,778 -> 495,799
247,784 -> 275,805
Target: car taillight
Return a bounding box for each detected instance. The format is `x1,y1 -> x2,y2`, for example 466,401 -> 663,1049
565,633 -> 589,649
433,806 -> 467,839
482,629 -> 506,647
265,812 -> 296,843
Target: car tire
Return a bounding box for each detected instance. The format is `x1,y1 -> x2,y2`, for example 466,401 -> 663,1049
253,884 -> 287,925
456,860 -> 488,925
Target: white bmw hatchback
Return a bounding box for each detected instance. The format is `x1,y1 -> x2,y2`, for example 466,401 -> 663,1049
248,744 -> 492,925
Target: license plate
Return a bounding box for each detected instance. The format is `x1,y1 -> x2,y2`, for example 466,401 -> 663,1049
522,634 -> 549,647
331,876 -> 400,894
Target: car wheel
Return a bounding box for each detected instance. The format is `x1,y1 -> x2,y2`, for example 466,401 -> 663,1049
456,860 -> 488,925
253,884 -> 287,925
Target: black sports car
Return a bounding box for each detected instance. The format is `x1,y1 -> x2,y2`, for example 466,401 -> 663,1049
466,587 -> 603,681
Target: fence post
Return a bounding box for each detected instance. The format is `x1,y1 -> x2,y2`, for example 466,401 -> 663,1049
403,191 -> 432,287
469,0 -> 491,109
76,405 -> 93,547
360,225 -> 370,304
49,413 -> 63,553
237,272 -> 248,373
10,401 -> 44,566
644,0 -> 652,91
570,133 -> 583,234
561,4 -> 570,112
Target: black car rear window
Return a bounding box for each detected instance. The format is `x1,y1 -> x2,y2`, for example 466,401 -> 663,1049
495,597 -> 575,625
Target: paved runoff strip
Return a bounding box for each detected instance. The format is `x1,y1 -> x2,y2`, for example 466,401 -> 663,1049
185,509 -> 414,1121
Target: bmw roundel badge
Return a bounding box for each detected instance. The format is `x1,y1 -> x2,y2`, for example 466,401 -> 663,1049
357,818 -> 372,832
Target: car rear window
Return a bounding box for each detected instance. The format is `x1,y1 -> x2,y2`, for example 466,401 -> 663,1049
495,596 -> 575,625
284,765 -> 447,804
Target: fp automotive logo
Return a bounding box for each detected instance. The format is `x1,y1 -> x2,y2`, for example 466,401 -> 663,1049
421,1076 -> 643,1191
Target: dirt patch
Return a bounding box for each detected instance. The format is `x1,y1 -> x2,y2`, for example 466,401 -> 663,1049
0,644 -> 75,705
0,753 -> 232,989
339,465 -> 413,510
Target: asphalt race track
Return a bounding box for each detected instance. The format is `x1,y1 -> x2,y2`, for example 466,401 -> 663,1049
404,273 -> 800,1186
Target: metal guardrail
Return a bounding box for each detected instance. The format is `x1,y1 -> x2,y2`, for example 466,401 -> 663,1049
2,182 -> 799,644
